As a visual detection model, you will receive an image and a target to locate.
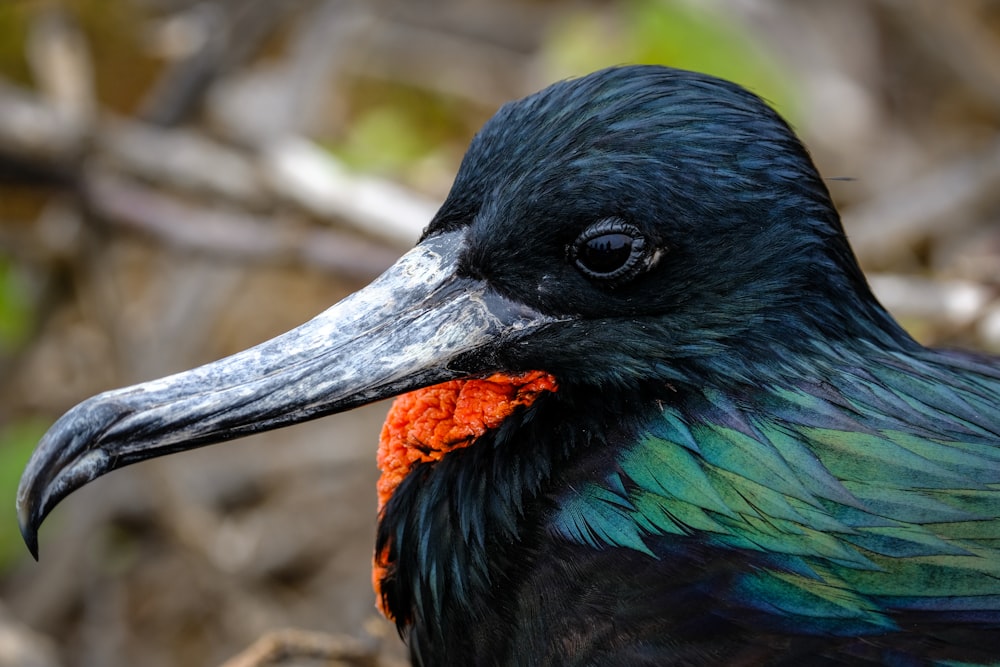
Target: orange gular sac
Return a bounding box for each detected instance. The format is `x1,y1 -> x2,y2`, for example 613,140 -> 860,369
373,370 -> 558,618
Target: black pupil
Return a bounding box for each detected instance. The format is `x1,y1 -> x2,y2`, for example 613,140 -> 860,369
582,233 -> 633,274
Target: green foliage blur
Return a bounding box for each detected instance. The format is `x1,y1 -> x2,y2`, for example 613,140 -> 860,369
0,257 -> 39,573
0,258 -> 32,353
542,0 -> 793,117
328,0 -> 793,178
0,420 -> 48,571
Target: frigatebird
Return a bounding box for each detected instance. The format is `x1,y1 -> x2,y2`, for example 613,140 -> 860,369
17,65 -> 1000,665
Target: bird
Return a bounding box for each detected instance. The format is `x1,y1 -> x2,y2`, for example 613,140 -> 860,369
16,65 -> 1000,665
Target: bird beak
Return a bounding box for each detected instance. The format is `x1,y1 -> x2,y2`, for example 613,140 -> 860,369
17,229 -> 559,559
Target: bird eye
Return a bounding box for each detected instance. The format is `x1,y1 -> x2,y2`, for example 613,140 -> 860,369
570,219 -> 649,286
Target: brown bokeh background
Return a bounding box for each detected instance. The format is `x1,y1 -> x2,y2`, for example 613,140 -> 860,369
1,1 -> 1000,665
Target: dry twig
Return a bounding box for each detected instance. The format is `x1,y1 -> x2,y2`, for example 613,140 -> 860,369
219,629 -> 377,667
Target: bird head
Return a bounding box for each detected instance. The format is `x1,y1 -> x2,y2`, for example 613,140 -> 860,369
16,65 -> 904,560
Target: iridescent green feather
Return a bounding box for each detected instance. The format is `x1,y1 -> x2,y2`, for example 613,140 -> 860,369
550,347 -> 1000,632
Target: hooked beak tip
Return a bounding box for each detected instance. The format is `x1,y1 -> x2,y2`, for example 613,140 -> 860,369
17,501 -> 40,561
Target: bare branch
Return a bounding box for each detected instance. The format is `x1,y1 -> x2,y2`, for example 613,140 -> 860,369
844,139 -> 1000,266
868,273 -> 996,328
263,138 -> 434,248
84,169 -> 402,280
26,8 -> 96,130
0,80 -> 437,251
219,629 -> 376,667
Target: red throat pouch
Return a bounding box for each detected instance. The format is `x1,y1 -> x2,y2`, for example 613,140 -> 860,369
373,370 -> 558,617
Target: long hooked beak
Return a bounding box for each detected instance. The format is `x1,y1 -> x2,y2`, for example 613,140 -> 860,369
17,230 -> 563,558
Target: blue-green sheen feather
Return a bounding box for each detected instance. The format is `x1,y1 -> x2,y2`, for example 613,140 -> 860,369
549,342 -> 1000,634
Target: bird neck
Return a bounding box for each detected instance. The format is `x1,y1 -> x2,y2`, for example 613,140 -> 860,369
373,337 -> 1000,663
373,371 -> 557,618
373,373 -> 641,662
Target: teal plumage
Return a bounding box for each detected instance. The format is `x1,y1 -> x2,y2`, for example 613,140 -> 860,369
553,342 -> 1000,649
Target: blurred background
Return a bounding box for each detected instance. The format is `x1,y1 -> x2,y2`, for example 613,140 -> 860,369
1,1 -> 999,665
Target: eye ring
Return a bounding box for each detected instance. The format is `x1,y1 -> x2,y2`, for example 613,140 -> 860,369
568,219 -> 650,287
